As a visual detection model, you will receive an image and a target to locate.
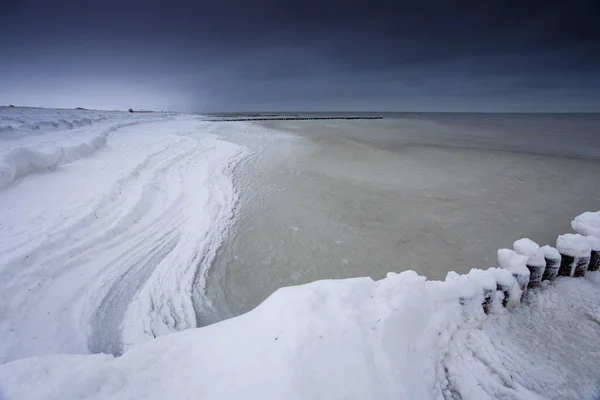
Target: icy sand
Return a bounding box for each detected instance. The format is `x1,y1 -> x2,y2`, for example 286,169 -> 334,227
1,109 -> 600,399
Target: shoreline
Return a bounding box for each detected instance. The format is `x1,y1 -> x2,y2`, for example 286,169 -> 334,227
205,117 -> 600,318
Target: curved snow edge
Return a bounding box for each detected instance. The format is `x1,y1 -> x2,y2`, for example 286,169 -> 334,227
0,118 -> 170,190
0,266 -> 535,400
1,115 -> 106,133
119,144 -> 251,352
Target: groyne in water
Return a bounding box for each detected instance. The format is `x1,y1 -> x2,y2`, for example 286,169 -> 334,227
202,116 -> 383,122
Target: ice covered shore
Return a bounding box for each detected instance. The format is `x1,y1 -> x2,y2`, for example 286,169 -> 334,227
0,108 -> 247,362
1,108 -> 599,400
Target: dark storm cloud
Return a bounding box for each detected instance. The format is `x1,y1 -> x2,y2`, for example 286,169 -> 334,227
1,0 -> 599,111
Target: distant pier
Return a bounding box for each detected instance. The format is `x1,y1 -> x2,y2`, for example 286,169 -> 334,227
202,116 -> 383,122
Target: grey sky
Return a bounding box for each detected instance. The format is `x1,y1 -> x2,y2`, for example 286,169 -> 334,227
1,0 -> 599,112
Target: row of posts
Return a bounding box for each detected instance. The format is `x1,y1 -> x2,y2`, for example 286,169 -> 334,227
474,211 -> 600,314
522,234 -> 600,288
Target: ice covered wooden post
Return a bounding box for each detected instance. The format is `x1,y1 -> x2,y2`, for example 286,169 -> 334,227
513,238 -> 546,288
491,268 -> 520,308
452,269 -> 515,313
588,237 -> 600,272
460,269 -> 497,314
541,245 -> 561,281
556,234 -> 591,277
498,249 -> 530,302
571,211 -> 600,271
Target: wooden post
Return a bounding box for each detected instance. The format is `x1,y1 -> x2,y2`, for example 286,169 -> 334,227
585,236 -> 600,272
590,250 -> 600,272
496,283 -> 510,307
482,288 -> 494,314
556,234 -> 591,277
456,269 -> 501,314
541,245 -> 561,281
571,212 -> 600,272
498,249 -> 529,302
573,256 -> 590,277
558,254 -> 574,276
513,238 -> 545,289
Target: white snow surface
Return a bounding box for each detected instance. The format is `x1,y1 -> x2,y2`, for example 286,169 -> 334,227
572,211 -> 600,238
513,238 -> 545,267
585,235 -> 600,251
0,108 -> 247,361
0,108 -> 173,190
556,234 -> 592,258
0,270 -> 599,400
541,245 -> 561,261
497,249 -> 530,277
1,108 -> 600,400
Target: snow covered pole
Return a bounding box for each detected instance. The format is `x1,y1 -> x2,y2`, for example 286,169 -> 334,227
498,249 -> 530,302
452,269 -> 498,314
452,268 -> 516,313
496,283 -> 510,307
482,288 -> 494,314
513,238 -> 545,289
491,268 -> 519,308
585,236 -> 600,272
541,245 -> 561,281
556,234 -> 591,277
571,211 -> 600,272
590,248 -> 600,272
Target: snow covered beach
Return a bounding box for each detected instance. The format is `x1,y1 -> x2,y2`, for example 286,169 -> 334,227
1,108 -> 600,399
0,108 -> 247,360
2,257 -> 600,399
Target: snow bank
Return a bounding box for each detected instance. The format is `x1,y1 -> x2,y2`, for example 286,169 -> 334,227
571,211 -> 600,238
0,108 -> 106,135
0,135 -> 107,189
0,268 -> 598,400
0,108 -> 172,190
445,272 -> 600,400
0,270 -> 505,400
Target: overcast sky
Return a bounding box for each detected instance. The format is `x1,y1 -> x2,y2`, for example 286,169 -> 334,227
1,0 -> 599,112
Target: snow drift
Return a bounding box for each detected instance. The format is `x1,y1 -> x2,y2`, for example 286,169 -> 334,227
0,108 -> 173,190
0,110 -> 247,363
0,268 -> 599,400
0,107 -> 107,136
0,135 -> 107,189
